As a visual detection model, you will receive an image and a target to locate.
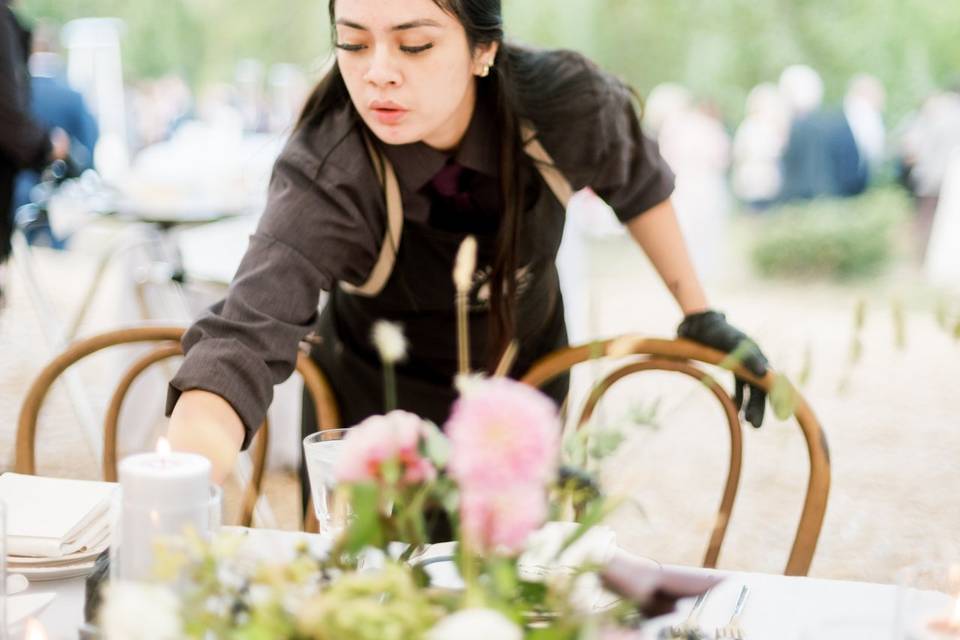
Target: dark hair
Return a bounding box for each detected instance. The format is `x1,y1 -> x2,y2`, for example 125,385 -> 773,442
299,0 -> 601,371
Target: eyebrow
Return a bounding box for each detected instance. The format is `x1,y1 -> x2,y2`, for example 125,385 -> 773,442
335,18 -> 443,31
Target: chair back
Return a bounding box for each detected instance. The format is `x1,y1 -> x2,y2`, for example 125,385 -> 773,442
15,325 -> 340,527
521,335 -> 830,577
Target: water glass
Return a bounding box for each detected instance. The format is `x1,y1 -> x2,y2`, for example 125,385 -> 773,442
303,429 -> 351,534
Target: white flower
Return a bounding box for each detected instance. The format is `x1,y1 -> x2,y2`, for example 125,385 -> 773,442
427,609 -> 522,640
371,320 -> 407,364
453,373 -> 488,396
453,235 -> 478,293
100,581 -> 182,640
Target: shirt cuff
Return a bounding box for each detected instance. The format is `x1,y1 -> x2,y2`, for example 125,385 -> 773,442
165,338 -> 275,451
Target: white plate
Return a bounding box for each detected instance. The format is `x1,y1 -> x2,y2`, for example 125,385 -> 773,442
16,560 -> 97,582
6,592 -> 56,631
7,544 -> 106,567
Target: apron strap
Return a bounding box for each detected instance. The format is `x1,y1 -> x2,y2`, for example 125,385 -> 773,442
339,131 -> 405,297
521,122 -> 575,208
341,124 -> 575,297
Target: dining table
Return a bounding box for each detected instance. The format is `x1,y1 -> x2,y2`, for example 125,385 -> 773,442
17,527 -> 936,640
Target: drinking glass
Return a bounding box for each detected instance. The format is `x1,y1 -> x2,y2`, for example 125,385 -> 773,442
302,429 -> 351,534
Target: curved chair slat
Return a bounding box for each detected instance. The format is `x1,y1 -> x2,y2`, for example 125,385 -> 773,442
521,335 -> 830,577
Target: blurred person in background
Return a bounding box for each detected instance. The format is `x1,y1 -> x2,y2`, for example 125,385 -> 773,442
843,73 -> 886,180
732,82 -> 790,210
898,89 -> 960,258
267,63 -> 310,133
1,0 -> 70,307
164,0 -> 774,488
12,20 -> 99,248
646,83 -> 732,280
130,74 -> 194,150
235,59 -> 270,134
778,64 -> 867,202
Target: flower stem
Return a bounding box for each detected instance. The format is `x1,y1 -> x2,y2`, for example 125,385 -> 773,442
384,363 -> 397,411
456,292 -> 469,375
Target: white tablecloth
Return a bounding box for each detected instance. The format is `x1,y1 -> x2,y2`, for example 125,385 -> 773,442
24,528 -> 935,639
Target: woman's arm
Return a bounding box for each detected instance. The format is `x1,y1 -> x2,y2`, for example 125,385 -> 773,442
624,198 -> 709,315
167,390 -> 245,485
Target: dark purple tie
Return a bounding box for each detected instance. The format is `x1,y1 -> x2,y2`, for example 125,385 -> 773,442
429,160 -> 473,214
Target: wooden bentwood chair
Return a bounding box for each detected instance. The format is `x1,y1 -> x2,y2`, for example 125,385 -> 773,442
521,335 -> 831,577
14,325 -> 340,527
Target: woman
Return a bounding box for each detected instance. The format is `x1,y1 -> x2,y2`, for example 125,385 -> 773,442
167,0 -> 770,484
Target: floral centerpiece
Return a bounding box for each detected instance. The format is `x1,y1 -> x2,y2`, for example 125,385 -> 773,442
101,372 -> 663,640
98,238 -> 709,639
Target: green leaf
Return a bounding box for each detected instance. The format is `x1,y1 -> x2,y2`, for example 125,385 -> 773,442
769,373 -> 797,420
854,299 -> 867,330
892,298 -> 907,350
421,421 -> 451,467
488,557 -> 519,600
587,428 -> 625,459
342,484 -> 384,554
797,343 -> 813,387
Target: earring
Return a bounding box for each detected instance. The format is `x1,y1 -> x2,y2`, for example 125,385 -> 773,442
479,62 -> 491,78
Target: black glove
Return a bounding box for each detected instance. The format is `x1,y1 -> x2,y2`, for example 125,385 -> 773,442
677,310 -> 769,428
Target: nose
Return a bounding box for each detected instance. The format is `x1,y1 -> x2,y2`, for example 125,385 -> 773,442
363,45 -> 402,88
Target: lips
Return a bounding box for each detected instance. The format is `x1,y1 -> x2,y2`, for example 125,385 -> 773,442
370,100 -> 408,126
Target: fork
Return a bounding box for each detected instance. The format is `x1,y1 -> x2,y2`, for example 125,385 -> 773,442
658,588 -> 713,639
715,585 -> 750,639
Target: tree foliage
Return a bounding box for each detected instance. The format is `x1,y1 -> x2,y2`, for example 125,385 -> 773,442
18,0 -> 960,121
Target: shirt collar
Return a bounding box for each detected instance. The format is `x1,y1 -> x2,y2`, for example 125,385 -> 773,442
378,82 -> 499,194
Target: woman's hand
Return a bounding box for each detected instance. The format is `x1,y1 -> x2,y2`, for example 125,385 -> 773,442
167,390 -> 245,484
677,310 -> 769,428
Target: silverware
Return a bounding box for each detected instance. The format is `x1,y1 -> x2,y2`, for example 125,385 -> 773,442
715,585 -> 750,639
658,588 -> 713,639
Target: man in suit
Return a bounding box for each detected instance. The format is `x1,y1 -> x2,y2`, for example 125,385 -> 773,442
0,0 -> 69,307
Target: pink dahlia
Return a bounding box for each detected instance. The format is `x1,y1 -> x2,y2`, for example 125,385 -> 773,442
445,377 -> 561,490
459,485 -> 548,555
335,411 -> 437,486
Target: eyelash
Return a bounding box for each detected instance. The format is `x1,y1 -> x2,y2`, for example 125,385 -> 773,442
335,43 -> 434,55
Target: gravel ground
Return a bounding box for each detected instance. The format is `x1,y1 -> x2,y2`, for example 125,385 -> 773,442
2,225 -> 958,583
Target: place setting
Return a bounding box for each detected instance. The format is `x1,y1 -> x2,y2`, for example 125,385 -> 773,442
0,473 -> 114,584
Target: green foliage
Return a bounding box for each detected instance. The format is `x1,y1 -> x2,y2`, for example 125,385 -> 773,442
750,188 -> 910,280
17,0 -> 960,121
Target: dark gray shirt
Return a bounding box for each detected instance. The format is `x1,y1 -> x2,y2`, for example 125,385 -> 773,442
167,49 -> 675,448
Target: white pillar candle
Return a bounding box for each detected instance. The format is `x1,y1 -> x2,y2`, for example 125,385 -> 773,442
114,440 -> 211,581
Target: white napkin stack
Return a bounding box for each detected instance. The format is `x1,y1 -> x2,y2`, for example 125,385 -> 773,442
0,473 -> 117,559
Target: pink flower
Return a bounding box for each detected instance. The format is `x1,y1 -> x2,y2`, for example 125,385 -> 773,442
335,411 -> 437,486
459,485 -> 547,555
445,377 -> 561,490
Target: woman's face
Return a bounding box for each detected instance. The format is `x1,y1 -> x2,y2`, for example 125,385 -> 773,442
333,0 -> 497,150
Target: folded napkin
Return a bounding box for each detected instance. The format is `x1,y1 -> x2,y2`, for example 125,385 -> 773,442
519,521 -> 618,580
6,573 -> 29,595
0,473 -> 117,559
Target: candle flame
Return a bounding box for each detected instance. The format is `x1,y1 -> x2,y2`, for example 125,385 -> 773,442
25,618 -> 48,640
156,436 -> 172,455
